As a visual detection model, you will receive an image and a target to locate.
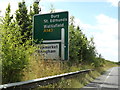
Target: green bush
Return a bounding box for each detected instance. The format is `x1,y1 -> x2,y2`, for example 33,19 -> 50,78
0,2 -> 39,84
69,25 -> 98,65
0,22 -> 36,83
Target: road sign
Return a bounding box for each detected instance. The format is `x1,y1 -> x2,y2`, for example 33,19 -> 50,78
33,11 -> 69,60
37,44 -> 59,59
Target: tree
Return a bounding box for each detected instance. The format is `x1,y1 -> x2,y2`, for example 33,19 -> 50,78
29,0 -> 41,39
33,0 -> 40,14
1,2 -> 37,84
1,4 -> 25,83
2,3 -> 13,28
69,16 -> 100,65
70,16 -> 75,27
15,1 -> 31,42
69,24 -> 88,63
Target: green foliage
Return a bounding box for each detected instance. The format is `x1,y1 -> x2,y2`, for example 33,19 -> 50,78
33,1 -> 40,14
29,1 -> 40,40
15,1 -> 31,42
3,3 -> 13,27
15,0 -> 40,43
70,16 -> 75,26
0,0 -> 112,84
0,3 -> 36,84
117,61 -> 120,65
0,0 -> 41,84
69,25 -> 95,63
69,16 -> 105,67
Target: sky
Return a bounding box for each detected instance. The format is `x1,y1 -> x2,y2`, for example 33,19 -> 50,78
0,0 -> 119,62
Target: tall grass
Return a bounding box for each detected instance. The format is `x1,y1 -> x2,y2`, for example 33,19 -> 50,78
22,54 -> 64,81
22,53 -> 96,81
22,52 -> 117,82
28,58 -> 117,89
33,71 -> 100,89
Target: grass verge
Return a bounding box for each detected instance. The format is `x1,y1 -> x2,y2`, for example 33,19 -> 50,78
21,54 -> 117,89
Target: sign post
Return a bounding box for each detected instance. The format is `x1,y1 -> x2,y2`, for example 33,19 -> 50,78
33,11 -> 69,60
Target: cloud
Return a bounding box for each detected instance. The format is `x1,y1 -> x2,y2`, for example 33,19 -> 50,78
93,14 -> 118,62
75,14 -> 118,62
106,0 -> 119,7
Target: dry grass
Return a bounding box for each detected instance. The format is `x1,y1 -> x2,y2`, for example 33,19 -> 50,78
35,71 -> 100,89
22,53 -> 117,82
21,53 -> 118,89
22,53 -> 65,81
21,53 -> 87,81
33,62 -> 117,89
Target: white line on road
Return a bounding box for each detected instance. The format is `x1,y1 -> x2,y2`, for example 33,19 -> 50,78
99,67 -> 114,90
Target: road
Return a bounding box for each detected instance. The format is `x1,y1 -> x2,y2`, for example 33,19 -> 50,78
81,67 -> 120,90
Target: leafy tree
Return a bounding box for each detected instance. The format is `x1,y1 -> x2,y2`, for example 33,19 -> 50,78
69,24 -> 88,63
33,0 -> 40,14
1,1 -> 41,83
1,3 -> 36,84
2,3 -> 13,28
15,1 -> 31,42
69,25 -> 79,62
69,16 -> 103,67
0,1 -> 40,84
29,0 -> 40,39
70,16 -> 75,27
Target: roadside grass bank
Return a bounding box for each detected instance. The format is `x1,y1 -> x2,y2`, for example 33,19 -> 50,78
32,64 -> 117,89
21,55 -> 117,89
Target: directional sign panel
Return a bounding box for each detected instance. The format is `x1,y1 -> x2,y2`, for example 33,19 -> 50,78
33,11 -> 69,60
38,44 -> 59,59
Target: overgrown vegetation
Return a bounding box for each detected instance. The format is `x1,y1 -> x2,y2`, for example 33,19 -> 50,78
0,1 -> 40,84
0,0 -> 117,86
33,60 -> 116,89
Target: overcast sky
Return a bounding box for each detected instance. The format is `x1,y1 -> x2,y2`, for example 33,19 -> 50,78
0,0 -> 119,62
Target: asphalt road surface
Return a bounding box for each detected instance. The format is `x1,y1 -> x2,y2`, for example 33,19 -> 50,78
81,67 -> 120,90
